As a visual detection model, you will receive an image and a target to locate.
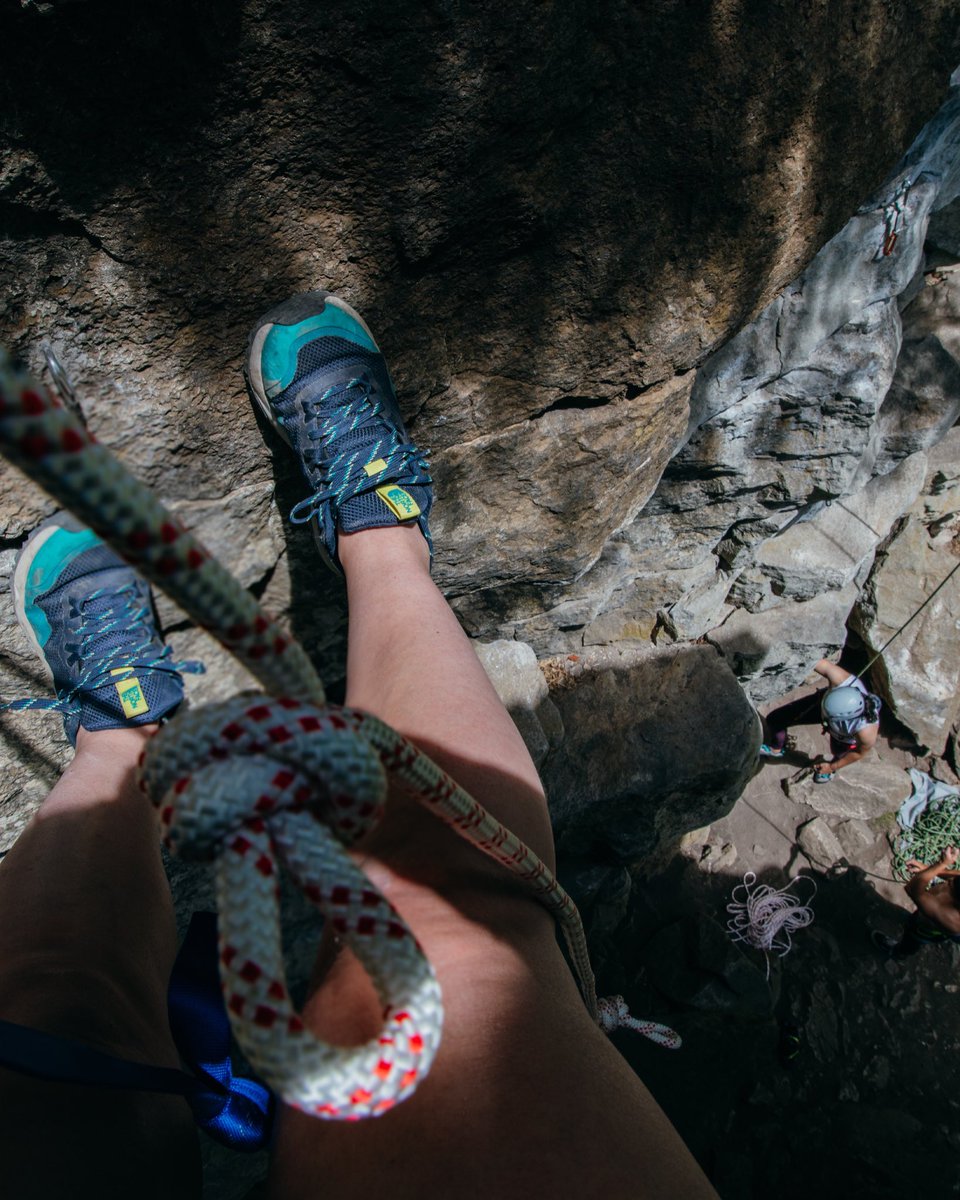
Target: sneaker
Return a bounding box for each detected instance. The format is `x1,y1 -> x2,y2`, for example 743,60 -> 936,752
245,290 -> 433,573
760,743 -> 786,758
2,515 -> 203,745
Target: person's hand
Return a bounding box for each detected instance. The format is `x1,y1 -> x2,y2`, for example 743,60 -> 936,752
905,859 -> 927,874
813,760 -> 835,775
940,846 -> 959,867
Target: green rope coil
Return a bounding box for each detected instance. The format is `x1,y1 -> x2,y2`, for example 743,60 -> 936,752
892,799 -> 960,881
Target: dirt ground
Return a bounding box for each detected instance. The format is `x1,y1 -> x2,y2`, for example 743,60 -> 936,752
588,707 -> 960,1200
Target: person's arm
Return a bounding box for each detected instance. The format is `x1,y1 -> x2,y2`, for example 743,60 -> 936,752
906,849 -> 960,935
815,725 -> 877,775
813,659 -> 855,687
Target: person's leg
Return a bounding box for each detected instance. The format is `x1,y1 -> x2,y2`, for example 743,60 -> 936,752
268,525 -> 715,1200
0,726 -> 201,1199
0,517 -> 202,1198
763,690 -> 825,750
249,290 -> 714,1197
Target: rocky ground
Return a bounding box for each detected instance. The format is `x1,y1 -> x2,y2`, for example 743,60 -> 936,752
589,698 -> 960,1200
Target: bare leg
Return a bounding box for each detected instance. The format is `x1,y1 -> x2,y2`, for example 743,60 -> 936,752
0,726 -> 200,1199
269,525 -> 715,1200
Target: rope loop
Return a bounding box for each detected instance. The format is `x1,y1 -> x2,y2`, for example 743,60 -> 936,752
140,694 -> 442,1120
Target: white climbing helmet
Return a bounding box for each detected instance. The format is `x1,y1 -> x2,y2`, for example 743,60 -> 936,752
821,685 -> 866,737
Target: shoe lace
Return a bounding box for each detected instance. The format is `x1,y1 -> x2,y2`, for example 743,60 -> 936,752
288,376 -> 431,527
1,583 -> 204,716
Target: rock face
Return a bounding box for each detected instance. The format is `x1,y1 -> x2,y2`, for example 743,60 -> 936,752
852,429 -> 960,752
1,2 -> 959,630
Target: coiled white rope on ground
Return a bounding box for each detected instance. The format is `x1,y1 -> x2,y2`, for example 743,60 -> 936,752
726,872 -> 816,977
0,351 -> 681,1118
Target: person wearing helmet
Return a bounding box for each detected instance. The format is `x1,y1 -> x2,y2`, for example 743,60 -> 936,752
761,659 -> 880,781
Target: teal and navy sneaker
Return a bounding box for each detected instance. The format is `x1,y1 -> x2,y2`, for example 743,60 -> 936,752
245,290 -> 432,573
2,515 -> 203,746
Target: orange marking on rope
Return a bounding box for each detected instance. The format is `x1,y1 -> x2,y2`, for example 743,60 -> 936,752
222,722 -> 244,741
246,704 -> 272,722
268,980 -> 286,1001
227,622 -> 249,640
156,554 -> 179,576
409,1033 -> 423,1053
272,768 -> 295,788
374,1099 -> 395,1113
61,428 -> 85,453
255,794 -> 276,812
221,945 -> 237,965
350,1088 -> 372,1105
228,994 -> 245,1016
186,548 -> 205,569
361,890 -> 379,907
331,886 -> 350,904
273,637 -> 288,655
160,805 -> 173,824
255,853 -> 274,877
253,1005 -> 278,1028
288,1015 -> 305,1033
174,776 -> 190,794
268,724 -> 293,743
298,715 -> 322,732
254,615 -> 269,634
400,1070 -> 417,1089
374,1060 -> 392,1080
278,697 -> 300,709
357,916 -> 375,935
160,522 -> 180,544
230,834 -> 252,855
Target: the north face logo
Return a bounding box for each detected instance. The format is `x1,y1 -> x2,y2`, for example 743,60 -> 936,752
376,484 -> 421,521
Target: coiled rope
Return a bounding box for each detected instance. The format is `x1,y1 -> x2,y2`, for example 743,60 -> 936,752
726,872 -> 816,978
0,350 -> 680,1117
893,803 -> 960,882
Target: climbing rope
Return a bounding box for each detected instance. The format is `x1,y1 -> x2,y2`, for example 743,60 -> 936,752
892,802 -> 960,882
726,872 -> 816,978
0,350 -> 680,1116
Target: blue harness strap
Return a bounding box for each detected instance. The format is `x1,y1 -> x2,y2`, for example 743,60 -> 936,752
0,912 -> 273,1151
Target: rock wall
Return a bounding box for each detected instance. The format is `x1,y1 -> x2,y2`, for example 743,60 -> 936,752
2,7 -> 960,846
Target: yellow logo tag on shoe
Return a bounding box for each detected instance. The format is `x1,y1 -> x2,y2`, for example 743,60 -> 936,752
364,458 -> 388,476
111,669 -> 150,719
376,484 -> 421,521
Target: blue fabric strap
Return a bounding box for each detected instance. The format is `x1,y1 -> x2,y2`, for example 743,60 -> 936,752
167,911 -> 274,1149
0,912 -> 273,1151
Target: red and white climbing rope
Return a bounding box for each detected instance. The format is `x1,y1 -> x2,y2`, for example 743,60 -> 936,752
0,350 -> 680,1117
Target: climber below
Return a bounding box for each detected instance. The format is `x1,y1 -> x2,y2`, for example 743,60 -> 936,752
872,846 -> 960,958
760,659 -> 880,783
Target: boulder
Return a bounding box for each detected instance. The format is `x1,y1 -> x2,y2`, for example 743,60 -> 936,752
540,643 -> 759,864
786,760 -> 909,820
901,261 -> 960,363
796,817 -> 847,870
473,638 -> 562,768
